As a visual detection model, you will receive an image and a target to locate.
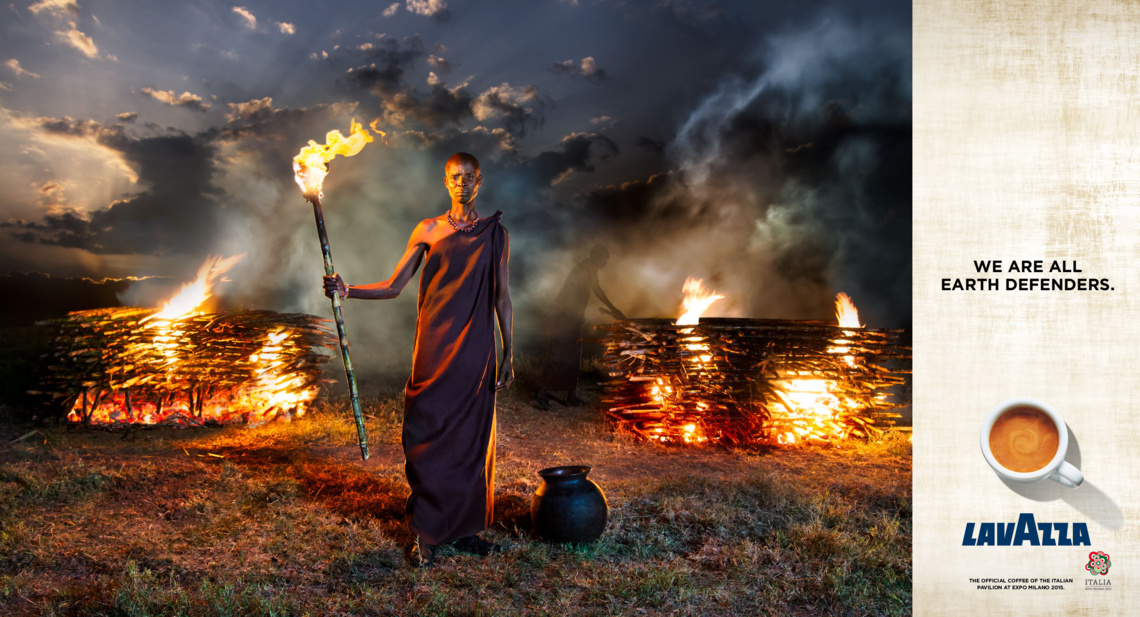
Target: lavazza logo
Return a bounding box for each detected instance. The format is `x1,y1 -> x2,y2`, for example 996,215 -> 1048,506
1084,551 -> 1112,592
961,513 -> 1090,546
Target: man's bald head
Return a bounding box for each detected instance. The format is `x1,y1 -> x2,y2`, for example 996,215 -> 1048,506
446,152 -> 480,172
444,152 -> 483,207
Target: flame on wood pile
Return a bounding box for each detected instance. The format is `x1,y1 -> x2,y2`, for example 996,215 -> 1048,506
39,308 -> 336,428
597,317 -> 910,447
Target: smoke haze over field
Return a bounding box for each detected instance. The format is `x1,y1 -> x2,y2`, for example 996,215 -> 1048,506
0,0 -> 911,376
580,19 -> 912,328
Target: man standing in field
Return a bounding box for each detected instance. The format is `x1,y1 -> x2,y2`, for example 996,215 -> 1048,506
534,244 -> 624,410
324,152 -> 511,567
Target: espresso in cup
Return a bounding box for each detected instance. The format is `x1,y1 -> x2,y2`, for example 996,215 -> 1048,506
981,398 -> 1082,488
988,406 -> 1060,472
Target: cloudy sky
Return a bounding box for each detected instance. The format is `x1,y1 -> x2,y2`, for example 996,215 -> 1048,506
0,0 -> 911,364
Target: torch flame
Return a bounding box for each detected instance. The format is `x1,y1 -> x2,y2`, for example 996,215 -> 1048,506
675,278 -> 724,325
147,254 -> 245,322
292,118 -> 384,199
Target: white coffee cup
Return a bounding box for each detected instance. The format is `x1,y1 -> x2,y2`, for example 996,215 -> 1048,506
980,398 -> 1083,488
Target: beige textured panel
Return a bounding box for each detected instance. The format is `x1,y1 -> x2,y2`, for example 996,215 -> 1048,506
915,0 -> 1140,614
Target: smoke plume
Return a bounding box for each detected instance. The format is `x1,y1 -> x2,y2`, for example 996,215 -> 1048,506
576,18 -> 912,329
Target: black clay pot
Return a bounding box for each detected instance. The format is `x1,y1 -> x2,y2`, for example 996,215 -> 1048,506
531,465 -> 608,543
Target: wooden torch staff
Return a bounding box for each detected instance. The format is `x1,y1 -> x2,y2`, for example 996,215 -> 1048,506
307,193 -> 369,461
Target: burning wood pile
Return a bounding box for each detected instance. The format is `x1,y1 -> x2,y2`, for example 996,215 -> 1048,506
598,281 -> 910,447
37,256 -> 336,427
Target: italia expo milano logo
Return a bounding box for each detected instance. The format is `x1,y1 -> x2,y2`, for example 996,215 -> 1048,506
1084,551 -> 1112,592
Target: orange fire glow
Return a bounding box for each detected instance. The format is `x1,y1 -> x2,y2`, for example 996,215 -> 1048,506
771,376 -> 854,444
827,292 -> 863,366
675,278 -> 723,326
293,118 -> 384,199
145,254 -> 245,322
246,329 -> 318,416
65,255 -> 319,427
772,292 -> 867,444
65,325 -> 318,426
835,292 -> 861,328
643,284 -> 877,446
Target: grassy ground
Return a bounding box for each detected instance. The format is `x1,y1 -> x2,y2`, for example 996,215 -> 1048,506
0,380 -> 910,616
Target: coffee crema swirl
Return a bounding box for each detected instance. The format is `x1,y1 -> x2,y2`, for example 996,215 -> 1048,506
988,406 -> 1060,472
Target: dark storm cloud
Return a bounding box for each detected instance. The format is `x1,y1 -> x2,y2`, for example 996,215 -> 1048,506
3,116 -> 223,255
634,136 -> 667,153
549,57 -> 610,83
580,171 -> 675,222
528,132 -> 619,186
656,0 -> 725,23
385,83 -> 476,128
381,129 -> 620,199
336,37 -> 514,133
3,209 -> 91,246
550,59 -> 574,75
33,115 -> 126,143
376,79 -> 547,138
221,98 -> 348,136
224,97 -> 276,124
345,62 -> 409,98
340,36 -> 427,97
335,37 -> 544,138
426,55 -> 452,73
472,84 -> 545,137
390,126 -> 517,157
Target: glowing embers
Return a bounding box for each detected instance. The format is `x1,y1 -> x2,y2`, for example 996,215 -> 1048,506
248,329 -> 314,414
598,295 -> 909,447
141,254 -> 246,376
645,377 -> 710,444
41,254 -> 332,428
768,293 -> 872,445
769,374 -> 864,445
49,309 -> 334,428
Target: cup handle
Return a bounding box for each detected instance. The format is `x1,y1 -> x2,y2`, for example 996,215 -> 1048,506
1051,461 -> 1084,488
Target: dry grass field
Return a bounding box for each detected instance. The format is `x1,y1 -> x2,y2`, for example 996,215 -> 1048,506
0,342 -> 910,616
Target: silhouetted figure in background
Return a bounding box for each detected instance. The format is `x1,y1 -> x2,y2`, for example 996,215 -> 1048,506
535,245 -> 624,410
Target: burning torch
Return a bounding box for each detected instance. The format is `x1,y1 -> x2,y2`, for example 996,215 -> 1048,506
292,119 -> 382,461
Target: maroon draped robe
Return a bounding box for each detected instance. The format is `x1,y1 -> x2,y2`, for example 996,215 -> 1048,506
403,210 -> 505,546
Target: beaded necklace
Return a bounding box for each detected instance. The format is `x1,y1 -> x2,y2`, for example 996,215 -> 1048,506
446,209 -> 480,233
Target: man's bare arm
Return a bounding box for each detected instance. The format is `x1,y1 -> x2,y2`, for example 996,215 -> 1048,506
324,221 -> 429,300
592,274 -> 626,319
494,230 -> 514,390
